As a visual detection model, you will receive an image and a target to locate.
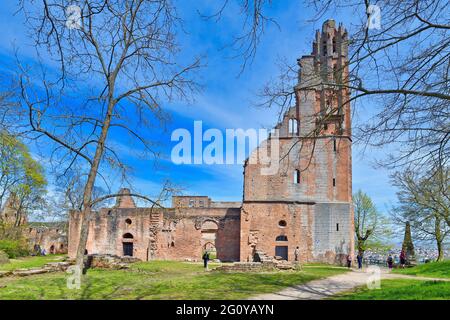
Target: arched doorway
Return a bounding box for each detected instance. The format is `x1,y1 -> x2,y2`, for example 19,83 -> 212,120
122,233 -> 134,256
201,220 -> 218,258
50,245 -> 55,254
275,235 -> 288,260
203,242 -> 217,259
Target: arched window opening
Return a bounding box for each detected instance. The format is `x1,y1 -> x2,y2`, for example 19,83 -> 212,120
278,220 -> 287,228
332,37 -> 336,53
125,218 -> 132,225
123,233 -> 134,239
288,119 -> 298,135
294,170 -> 300,184
276,235 -> 288,241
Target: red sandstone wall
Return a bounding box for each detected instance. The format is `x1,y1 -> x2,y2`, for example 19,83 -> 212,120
28,226 -> 68,254
240,203 -> 314,262
68,207 -> 241,262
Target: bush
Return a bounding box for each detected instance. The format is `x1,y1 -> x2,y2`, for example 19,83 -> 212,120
0,250 -> 9,264
0,240 -> 30,258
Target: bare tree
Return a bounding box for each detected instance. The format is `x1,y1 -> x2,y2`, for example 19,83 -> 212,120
3,0 -> 200,273
391,168 -> 450,261
255,0 -> 449,173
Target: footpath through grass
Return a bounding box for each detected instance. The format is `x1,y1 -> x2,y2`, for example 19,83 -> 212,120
0,260 -> 348,300
0,254 -> 65,271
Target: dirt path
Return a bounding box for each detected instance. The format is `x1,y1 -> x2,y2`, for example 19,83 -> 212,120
249,267 -> 449,300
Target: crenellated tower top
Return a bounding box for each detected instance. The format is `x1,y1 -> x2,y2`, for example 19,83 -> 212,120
294,19 -> 351,137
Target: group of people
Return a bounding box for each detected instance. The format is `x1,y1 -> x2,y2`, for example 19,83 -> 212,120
346,249 -> 408,270
32,244 -> 47,256
387,250 -> 407,270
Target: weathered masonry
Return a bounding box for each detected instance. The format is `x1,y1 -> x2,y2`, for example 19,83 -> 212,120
68,20 -> 354,264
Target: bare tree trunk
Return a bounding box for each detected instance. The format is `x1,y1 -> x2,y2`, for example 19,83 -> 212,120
435,217 -> 444,262
75,94 -> 115,272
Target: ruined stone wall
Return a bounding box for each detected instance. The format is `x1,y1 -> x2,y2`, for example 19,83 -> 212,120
240,203 -> 314,262
68,207 -> 241,262
244,137 -> 351,203
27,226 -> 67,254
312,203 -> 353,264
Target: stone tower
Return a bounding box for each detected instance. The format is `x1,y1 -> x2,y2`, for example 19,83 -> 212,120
240,20 -> 354,264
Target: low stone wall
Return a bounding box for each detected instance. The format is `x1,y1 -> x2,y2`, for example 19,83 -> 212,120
85,254 -> 141,270
214,261 -> 300,272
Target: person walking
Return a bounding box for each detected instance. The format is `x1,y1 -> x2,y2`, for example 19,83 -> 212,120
294,247 -> 300,262
357,253 -> 363,269
399,250 -> 406,268
387,254 -> 394,270
202,251 -> 210,271
346,254 -> 352,268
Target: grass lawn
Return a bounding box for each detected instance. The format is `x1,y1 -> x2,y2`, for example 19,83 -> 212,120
0,254 -> 65,271
0,261 -> 348,300
333,278 -> 450,300
392,260 -> 450,279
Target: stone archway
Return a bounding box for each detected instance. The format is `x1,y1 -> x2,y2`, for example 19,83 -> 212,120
201,220 -> 218,258
122,233 -> 134,257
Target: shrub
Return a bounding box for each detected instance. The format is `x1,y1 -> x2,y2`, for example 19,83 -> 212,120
0,239 -> 30,258
0,250 -> 9,264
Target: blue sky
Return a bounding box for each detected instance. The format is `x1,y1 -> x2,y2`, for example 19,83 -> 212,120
0,1 -> 398,213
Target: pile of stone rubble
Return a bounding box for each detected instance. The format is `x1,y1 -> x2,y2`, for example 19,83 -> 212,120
0,261 -> 72,278
84,254 -> 141,270
213,260 -> 301,273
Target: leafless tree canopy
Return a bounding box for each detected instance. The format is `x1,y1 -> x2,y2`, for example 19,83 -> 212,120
8,0 -> 200,194
257,0 -> 450,172
391,168 -> 450,260
1,0 -> 201,270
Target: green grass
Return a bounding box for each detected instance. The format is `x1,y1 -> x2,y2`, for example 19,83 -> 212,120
334,278 -> 450,300
0,261 -> 348,300
392,260 -> 450,279
0,255 -> 65,271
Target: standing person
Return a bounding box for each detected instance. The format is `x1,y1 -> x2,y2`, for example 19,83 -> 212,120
387,254 -> 394,270
346,254 -> 352,268
357,253 -> 363,270
202,251 -> 210,271
399,250 -> 406,268
294,247 -> 300,262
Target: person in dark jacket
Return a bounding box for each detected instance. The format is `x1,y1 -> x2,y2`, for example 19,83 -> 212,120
387,254 -> 394,270
202,251 -> 210,270
346,254 -> 352,268
357,253 -> 363,269
399,250 -> 406,268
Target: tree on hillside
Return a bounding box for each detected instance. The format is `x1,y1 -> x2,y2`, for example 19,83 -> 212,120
1,0 -> 201,274
392,168 -> 449,261
0,131 -> 47,227
353,190 -> 391,257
